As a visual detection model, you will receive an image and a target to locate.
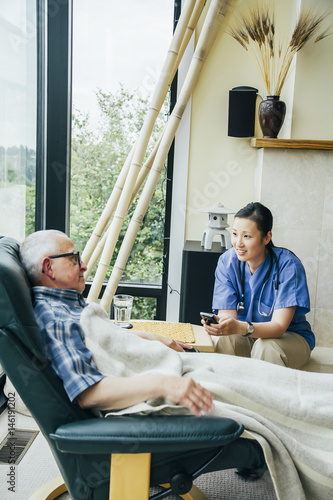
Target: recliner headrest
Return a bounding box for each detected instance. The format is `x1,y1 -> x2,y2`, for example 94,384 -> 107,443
0,236 -> 44,361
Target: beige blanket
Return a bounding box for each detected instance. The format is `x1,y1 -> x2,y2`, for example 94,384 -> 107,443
81,303 -> 333,500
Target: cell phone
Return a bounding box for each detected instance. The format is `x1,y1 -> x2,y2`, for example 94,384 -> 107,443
200,312 -> 218,325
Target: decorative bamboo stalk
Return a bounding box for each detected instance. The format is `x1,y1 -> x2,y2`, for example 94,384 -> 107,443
82,0 -> 206,275
131,0 -> 207,199
82,144 -> 136,268
84,229 -> 108,280
84,136 -> 161,279
130,133 -> 163,205
100,0 -> 231,311
177,0 -> 208,66
87,0 -> 204,303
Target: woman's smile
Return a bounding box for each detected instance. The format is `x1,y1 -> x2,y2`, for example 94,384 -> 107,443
231,217 -> 271,273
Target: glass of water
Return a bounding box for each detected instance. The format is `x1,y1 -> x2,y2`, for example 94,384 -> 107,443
113,294 -> 133,328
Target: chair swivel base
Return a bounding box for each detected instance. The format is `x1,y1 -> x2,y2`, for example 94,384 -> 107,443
27,455 -> 208,500
111,453 -> 208,500
28,476 -> 67,500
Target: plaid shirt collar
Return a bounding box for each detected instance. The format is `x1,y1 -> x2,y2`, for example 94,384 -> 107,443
32,286 -> 87,308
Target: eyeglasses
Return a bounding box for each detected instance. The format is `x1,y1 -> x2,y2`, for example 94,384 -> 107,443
49,251 -> 81,265
42,251 -> 81,272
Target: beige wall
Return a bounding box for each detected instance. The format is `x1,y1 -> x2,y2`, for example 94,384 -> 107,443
178,0 -> 333,344
185,0 -> 333,242
256,148 -> 333,347
185,0 -> 260,241
292,0 -> 333,139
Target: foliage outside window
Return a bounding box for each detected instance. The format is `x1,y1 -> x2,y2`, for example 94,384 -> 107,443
71,0 -> 174,320
70,85 -> 169,285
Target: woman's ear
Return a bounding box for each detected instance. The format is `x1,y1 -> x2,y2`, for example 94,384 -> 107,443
264,231 -> 272,246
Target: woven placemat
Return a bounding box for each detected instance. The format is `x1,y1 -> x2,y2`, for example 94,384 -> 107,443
131,321 -> 195,343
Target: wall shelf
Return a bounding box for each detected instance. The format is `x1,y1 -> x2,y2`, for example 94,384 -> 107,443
250,138 -> 333,150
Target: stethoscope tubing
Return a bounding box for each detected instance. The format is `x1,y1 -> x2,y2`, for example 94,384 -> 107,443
237,247 -> 279,316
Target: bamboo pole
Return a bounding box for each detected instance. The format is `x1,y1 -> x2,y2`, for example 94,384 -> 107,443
129,133 -> 163,205
132,0 -> 208,197
81,143 -> 136,268
100,0 -> 231,311
84,136 -> 162,279
82,0 -> 207,275
84,230 -> 108,281
87,0 -> 204,303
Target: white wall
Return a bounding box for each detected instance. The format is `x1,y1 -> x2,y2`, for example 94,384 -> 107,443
186,0 -> 333,242
291,0 -> 333,139
167,0 -> 333,337
256,148 -> 333,347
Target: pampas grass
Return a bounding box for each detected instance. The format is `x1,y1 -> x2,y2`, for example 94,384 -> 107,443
229,0 -> 330,96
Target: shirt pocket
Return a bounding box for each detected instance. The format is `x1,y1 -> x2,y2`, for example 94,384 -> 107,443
257,300 -> 274,317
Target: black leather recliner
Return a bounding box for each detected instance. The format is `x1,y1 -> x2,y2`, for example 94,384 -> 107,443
0,236 -> 264,500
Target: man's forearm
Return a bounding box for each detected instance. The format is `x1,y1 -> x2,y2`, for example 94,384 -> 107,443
76,375 -> 165,411
132,329 -> 156,341
75,374 -> 214,417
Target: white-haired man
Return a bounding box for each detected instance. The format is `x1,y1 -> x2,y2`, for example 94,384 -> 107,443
20,230 -> 213,416
19,230 -> 267,479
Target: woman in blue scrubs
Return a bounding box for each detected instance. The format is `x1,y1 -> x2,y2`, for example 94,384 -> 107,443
202,202 -> 314,368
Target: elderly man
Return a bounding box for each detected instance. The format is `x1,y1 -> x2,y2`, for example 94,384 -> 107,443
20,230 -> 214,417
19,229 -> 268,481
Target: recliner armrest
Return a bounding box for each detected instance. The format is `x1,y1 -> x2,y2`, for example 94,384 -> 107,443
50,415 -> 244,454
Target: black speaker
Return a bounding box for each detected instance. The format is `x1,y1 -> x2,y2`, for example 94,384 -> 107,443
179,241 -> 224,325
228,86 -> 258,137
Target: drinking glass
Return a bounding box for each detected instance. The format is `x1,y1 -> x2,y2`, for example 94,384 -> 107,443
113,294 -> 133,328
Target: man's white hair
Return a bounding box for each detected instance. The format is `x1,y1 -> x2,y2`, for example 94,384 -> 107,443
20,230 -> 69,286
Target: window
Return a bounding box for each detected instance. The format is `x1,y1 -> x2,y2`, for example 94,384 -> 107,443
0,1 -> 177,321
70,0 -> 176,318
0,0 -> 37,240
0,0 -> 37,406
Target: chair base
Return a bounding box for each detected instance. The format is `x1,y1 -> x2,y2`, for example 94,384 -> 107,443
181,484 -> 209,499
110,453 -> 151,499
28,455 -> 209,500
161,483 -> 209,500
110,453 -> 208,500
28,476 -> 67,500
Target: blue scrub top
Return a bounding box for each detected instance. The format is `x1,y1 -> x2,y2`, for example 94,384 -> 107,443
212,247 -> 315,349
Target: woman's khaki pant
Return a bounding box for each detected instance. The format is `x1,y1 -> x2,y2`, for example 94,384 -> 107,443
213,331 -> 311,369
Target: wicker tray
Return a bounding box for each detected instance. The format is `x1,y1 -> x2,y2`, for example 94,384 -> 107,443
130,321 -> 195,343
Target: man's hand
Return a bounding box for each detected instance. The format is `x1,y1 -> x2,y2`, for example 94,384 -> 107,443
154,336 -> 194,352
133,329 -> 194,352
162,376 -> 214,417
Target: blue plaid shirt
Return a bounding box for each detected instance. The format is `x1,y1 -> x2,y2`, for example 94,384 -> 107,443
33,287 -> 105,402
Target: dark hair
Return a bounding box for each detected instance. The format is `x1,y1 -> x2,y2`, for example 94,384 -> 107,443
235,202 -> 274,247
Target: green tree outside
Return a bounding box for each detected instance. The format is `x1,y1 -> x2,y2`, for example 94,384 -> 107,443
23,85 -> 168,319
70,86 -> 170,318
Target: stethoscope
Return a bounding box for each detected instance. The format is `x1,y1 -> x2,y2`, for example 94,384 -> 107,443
237,248 -> 279,317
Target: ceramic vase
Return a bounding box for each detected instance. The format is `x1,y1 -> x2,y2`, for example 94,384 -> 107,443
258,96 -> 286,138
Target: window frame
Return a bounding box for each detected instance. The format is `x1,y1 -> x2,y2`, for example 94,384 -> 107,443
36,0 -> 72,233
36,0 -> 179,320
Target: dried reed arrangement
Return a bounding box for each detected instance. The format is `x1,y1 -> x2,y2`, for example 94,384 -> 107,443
229,1 -> 330,96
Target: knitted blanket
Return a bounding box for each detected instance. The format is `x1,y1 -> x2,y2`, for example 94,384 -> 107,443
81,303 -> 333,500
